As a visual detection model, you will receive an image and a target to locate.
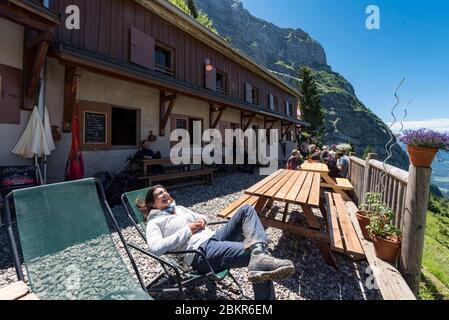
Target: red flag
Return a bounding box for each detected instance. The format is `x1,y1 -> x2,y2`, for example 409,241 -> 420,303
65,104 -> 84,181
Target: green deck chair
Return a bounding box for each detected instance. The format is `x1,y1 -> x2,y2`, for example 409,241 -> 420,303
121,188 -> 243,299
5,178 -> 152,300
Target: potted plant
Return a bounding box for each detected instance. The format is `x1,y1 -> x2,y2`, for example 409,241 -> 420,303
367,206 -> 402,263
356,192 -> 382,241
400,129 -> 449,168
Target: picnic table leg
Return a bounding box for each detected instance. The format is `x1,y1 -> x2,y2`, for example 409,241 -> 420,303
282,203 -> 289,222
254,197 -> 271,215
319,199 -> 328,221
321,173 -> 351,201
301,205 -> 338,269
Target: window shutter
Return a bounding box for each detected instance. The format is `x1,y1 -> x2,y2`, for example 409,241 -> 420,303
285,101 -> 290,115
130,27 -> 154,69
269,94 -> 274,110
205,63 -> 216,91
245,83 -> 252,103
0,64 -> 22,124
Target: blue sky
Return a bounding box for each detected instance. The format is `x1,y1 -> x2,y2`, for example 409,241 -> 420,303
241,0 -> 449,132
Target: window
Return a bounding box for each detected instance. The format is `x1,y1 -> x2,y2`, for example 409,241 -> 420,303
111,107 -> 138,146
252,87 -> 259,105
216,71 -> 227,95
79,101 -> 140,151
274,96 -> 279,112
155,44 -> 174,75
285,101 -> 294,116
176,118 -> 187,130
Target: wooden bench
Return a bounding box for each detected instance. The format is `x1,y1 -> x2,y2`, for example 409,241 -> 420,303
345,201 -> 416,300
324,192 -> 365,261
335,178 -> 354,190
218,194 -> 260,219
0,281 -> 39,300
322,177 -> 354,190
138,168 -> 214,187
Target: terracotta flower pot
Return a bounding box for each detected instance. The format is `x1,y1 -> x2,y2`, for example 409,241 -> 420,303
356,211 -> 372,241
371,235 -> 402,263
407,146 -> 438,168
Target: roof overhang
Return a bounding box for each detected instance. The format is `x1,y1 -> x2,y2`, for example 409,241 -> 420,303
54,44 -> 308,127
134,0 -> 301,98
0,0 -> 60,32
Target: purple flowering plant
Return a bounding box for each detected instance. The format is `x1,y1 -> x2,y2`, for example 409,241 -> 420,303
400,129 -> 449,151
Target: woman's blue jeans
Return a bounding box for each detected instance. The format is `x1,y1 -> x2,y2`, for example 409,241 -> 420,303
191,204 -> 275,300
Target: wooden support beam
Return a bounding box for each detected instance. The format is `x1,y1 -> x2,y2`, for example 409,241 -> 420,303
282,123 -> 293,139
209,103 -> 226,129
264,116 -> 277,129
159,91 -> 177,136
26,40 -> 49,99
241,111 -> 256,131
25,31 -> 53,49
62,66 -> 83,132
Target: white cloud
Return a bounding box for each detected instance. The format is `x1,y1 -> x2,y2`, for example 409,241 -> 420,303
387,118 -> 449,133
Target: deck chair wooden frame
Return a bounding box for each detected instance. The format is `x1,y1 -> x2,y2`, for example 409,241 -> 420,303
121,189 -> 244,300
4,178 -> 152,300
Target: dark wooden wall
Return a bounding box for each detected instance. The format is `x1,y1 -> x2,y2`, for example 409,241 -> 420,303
50,0 -> 296,115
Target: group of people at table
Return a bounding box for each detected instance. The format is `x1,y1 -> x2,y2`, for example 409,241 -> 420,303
286,143 -> 350,178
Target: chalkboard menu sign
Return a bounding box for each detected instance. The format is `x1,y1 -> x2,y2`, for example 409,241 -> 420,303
84,112 -> 107,144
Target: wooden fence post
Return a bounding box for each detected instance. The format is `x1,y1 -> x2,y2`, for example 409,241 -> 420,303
400,164 -> 432,295
362,153 -> 377,204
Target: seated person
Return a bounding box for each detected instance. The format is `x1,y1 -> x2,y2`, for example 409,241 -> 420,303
133,141 -> 164,175
134,140 -> 155,160
320,146 -> 330,163
139,185 -> 295,300
311,147 -> 322,161
336,151 -> 350,178
299,140 -> 309,158
327,158 -> 340,178
286,149 -> 303,170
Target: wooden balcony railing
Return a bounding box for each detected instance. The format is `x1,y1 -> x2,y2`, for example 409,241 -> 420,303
348,153 -> 432,295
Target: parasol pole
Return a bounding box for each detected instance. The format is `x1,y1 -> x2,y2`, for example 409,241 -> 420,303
34,155 -> 44,185
37,62 -> 48,184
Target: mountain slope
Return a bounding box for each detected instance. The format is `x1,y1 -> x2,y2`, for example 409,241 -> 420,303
196,0 -> 409,169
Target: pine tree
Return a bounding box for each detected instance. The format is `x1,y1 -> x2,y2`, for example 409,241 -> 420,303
187,0 -> 199,19
169,0 -> 191,15
298,66 -> 324,139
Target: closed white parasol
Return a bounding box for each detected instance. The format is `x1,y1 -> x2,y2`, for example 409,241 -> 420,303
11,106 -> 55,184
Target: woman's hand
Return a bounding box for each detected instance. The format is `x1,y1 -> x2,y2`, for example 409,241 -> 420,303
195,219 -> 207,230
188,223 -> 202,234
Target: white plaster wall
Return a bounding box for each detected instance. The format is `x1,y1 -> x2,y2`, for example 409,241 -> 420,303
172,95 -> 210,129
44,59 -> 230,182
0,18 -> 33,167
45,60 -> 167,182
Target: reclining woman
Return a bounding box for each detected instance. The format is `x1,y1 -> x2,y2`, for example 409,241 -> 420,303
138,185 -> 295,300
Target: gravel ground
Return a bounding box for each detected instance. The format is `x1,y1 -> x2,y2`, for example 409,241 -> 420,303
0,170 -> 381,300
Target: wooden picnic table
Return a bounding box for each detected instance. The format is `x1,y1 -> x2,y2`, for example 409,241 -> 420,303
300,162 -> 353,201
244,169 -> 337,267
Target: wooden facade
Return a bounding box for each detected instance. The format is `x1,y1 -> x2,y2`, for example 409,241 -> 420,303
49,0 -> 300,119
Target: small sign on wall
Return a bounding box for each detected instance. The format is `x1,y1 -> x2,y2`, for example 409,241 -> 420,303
84,111 -> 107,144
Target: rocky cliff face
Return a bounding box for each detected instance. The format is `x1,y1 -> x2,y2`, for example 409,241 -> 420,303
196,0 -> 409,169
